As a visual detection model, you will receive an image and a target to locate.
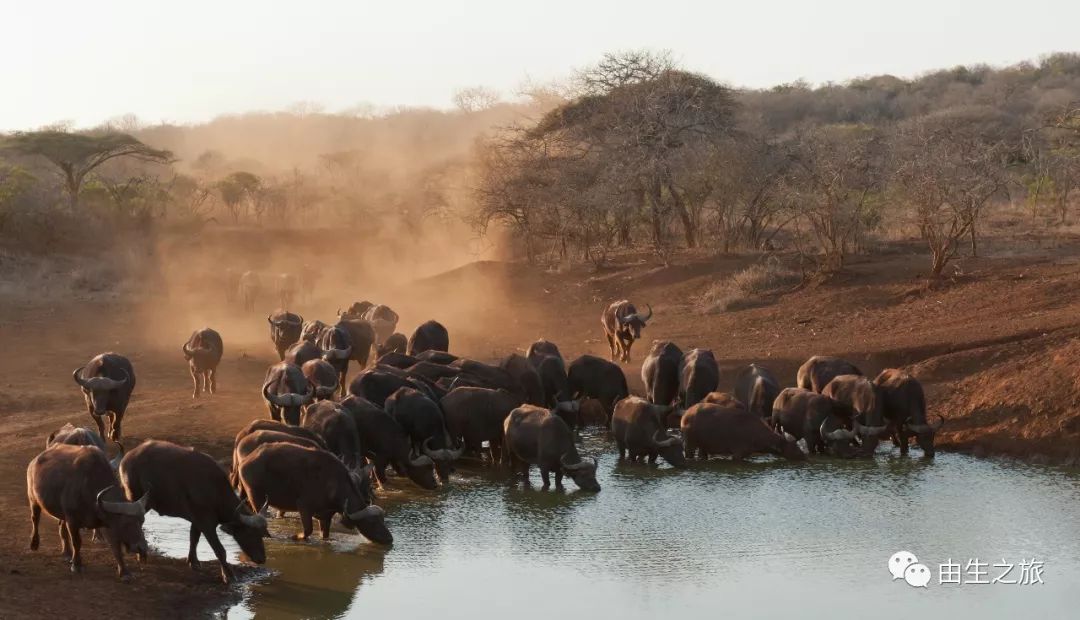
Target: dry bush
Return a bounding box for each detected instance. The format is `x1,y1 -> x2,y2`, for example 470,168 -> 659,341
696,259 -> 800,313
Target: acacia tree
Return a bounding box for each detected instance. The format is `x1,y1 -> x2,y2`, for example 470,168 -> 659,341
1,131 -> 172,208
215,171 -> 261,223
784,124 -> 886,272
891,107 -> 1011,276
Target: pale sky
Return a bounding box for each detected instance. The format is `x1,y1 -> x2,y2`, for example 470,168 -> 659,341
3,0 -> 1078,131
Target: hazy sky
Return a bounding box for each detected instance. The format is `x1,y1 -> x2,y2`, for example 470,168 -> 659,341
4,0 -> 1078,130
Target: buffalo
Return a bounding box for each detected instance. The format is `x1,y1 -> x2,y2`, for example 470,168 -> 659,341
377,351 -> 420,369
285,340 -> 323,367
385,387 -> 462,483
275,273 -> 299,310
822,374 -> 888,455
300,319 -> 327,343
567,354 -> 629,427
642,340 -> 683,406
73,352 -> 135,441
681,403 -> 806,462
503,405 -> 600,492
874,369 -> 944,457
236,443 -> 391,544
183,327 -> 223,399
441,387 -> 524,462
339,395 -> 438,490
526,339 -> 574,407
377,333 -> 408,357
301,359 -> 340,401
735,364 -> 781,420
797,356 -> 863,393
335,317 -> 376,372
601,299 -> 652,363
302,401 -> 363,468
268,311 -> 304,360
771,388 -> 856,457
416,350 -> 458,365
47,423 -> 108,452
611,397 -> 684,467
500,353 -> 546,406
349,369 -> 438,408
361,304 -> 399,345
679,348 -> 720,409
262,362 -> 315,425
317,324 -> 353,398
27,444 -> 149,580
231,419 -> 328,483
238,270 -> 261,312
408,320 -> 449,356
119,440 -> 269,584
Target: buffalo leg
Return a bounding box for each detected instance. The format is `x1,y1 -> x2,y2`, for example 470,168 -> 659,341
187,524 -> 202,569
28,502 -> 40,550
616,440 -> 626,460
294,511 -> 314,541
318,516 -> 332,539
606,333 -> 617,361
338,370 -> 347,398
107,533 -> 131,582
66,523 -> 82,573
190,366 -> 200,399
648,451 -> 658,465
898,429 -> 910,456
268,404 -> 281,422
201,525 -> 234,584
554,470 -> 565,491
90,411 -> 108,441
109,413 -> 122,441
60,521 -> 73,557
539,468 -> 551,489
208,369 -> 217,395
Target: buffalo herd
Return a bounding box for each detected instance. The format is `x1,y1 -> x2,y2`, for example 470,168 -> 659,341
28,295 -> 943,583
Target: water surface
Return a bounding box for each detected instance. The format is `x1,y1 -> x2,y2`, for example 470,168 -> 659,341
144,435 -> 1080,620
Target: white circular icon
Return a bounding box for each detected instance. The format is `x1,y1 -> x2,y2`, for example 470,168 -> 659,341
904,563 -> 931,588
889,550 -> 919,580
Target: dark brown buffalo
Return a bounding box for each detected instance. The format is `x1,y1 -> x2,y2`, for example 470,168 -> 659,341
377,351 -> 420,369
237,443 -> 391,544
268,311 -> 304,360
702,392 -> 744,407
302,401 -> 363,468
301,359 -> 340,400
339,395 -> 438,490
262,362 -> 315,425
377,333 -> 408,357
526,339 -> 573,407
341,301 -> 374,319
680,348 -> 719,409
641,340 -> 683,405
874,369 -> 944,457
300,319 -> 326,343
503,405 -> 600,491
611,397 -> 685,467
681,403 -> 806,462
822,374 -> 888,454
735,364 -> 781,419
405,361 -> 461,382
183,327 -> 223,399
285,340 -> 323,367
27,444 -> 149,580
72,352 -> 135,441
231,420 -> 328,480
441,387 -> 524,462
317,324 -> 353,398
386,387 -> 463,483
771,388 -> 856,457
500,353 -> 546,406
336,317 -> 376,371
232,430 -> 325,492
47,423 -> 107,452
360,304 -> 399,345
797,356 -> 863,393
567,354 -> 629,427
349,369 -> 437,408
601,299 -> 653,363
119,440 -> 268,584
415,350 -> 458,365
407,320 -> 449,356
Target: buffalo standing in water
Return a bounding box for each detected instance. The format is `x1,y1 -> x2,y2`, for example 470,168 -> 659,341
771,387 -> 856,457
735,364 -> 781,420
183,327 -> 223,398
567,354 -> 629,427
611,397 -> 685,467
822,374 -> 888,455
601,299 -> 653,363
874,369 -> 944,457
641,340 -> 683,406
797,355 -> 862,393
72,352 -> 135,441
339,395 -> 439,490
679,348 -> 719,408
504,404 -> 601,492
27,444 -> 150,580
681,403 -> 806,462
120,440 -> 268,584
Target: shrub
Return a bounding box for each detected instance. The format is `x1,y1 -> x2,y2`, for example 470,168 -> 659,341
696,259 -> 800,313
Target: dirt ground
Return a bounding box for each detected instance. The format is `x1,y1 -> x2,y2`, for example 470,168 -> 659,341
3,225 -> 1080,617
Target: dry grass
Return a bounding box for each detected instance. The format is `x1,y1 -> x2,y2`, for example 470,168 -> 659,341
695,259 -> 801,313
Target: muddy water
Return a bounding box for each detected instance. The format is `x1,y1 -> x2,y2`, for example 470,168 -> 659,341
144,435 -> 1080,620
